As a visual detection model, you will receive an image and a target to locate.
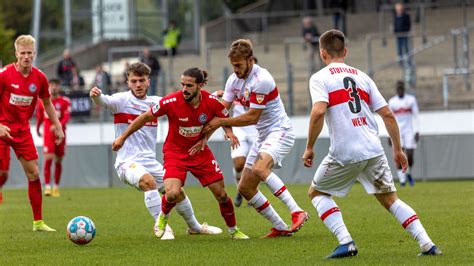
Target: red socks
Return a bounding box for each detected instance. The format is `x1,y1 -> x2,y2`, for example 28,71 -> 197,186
54,161 -> 62,186
161,194 -> 177,215
219,198 -> 236,227
28,179 -> 43,221
44,159 -> 53,185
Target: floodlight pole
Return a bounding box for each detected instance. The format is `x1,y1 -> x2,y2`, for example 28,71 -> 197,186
64,0 -> 72,50
32,0 -> 42,66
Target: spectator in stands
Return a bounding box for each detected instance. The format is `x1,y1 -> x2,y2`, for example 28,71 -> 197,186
57,49 -> 77,88
139,48 -> 161,96
302,16 -> 321,72
393,2 -> 412,66
71,67 -> 85,91
93,64 -> 112,94
163,20 -> 181,56
330,0 -> 348,35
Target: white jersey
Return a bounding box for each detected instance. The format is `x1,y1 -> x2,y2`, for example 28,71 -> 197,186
388,94 -> 419,135
309,62 -> 388,165
223,64 -> 292,139
232,101 -> 258,138
94,91 -> 161,167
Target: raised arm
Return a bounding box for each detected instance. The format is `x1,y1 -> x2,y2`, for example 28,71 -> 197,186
377,106 -> 408,172
112,109 -> 155,151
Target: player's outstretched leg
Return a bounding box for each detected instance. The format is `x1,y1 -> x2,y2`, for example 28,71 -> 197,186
386,197 -> 442,256
311,193 -> 356,258
175,196 -> 222,235
264,173 -> 309,232
154,194 -> 176,238
208,181 -> 249,239
247,190 -> 292,238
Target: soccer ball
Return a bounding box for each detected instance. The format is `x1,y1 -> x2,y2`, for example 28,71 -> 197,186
66,216 -> 96,245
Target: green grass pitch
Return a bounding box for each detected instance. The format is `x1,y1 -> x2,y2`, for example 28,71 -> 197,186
1,181 -> 473,265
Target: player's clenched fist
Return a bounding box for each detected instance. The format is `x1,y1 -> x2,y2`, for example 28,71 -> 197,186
302,148 -> 314,167
89,87 -> 102,97
112,136 -> 125,151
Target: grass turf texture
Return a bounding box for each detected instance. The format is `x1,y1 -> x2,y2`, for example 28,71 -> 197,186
1,181 -> 473,265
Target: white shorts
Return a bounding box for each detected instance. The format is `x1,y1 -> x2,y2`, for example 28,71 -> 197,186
400,131 -> 417,149
115,159 -> 165,191
311,155 -> 396,198
231,133 -> 256,159
245,129 -> 295,169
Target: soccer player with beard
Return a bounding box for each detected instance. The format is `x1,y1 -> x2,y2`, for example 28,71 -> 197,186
203,39 -> 309,238
0,35 -> 64,231
113,67 -> 249,240
91,62 -> 222,240
36,79 -> 71,197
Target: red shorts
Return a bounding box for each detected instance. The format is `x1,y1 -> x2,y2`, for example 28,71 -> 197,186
0,140 -> 10,171
163,148 -> 224,187
0,130 -> 38,162
43,131 -> 66,157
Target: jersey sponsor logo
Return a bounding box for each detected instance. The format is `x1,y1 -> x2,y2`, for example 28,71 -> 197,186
9,93 -> 33,106
256,94 -> 265,104
179,126 -> 202,137
11,84 -> 19,89
179,117 -> 189,122
198,113 -> 208,124
28,83 -> 37,93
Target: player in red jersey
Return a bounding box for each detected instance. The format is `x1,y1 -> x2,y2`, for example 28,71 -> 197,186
0,35 -> 64,231
112,67 -> 250,239
0,125 -> 12,204
36,79 -> 71,197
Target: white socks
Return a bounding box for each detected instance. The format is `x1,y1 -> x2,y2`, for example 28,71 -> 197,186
312,195 -> 353,245
144,190 -> 162,221
264,173 -> 302,213
389,199 -> 434,251
397,170 -> 406,184
175,196 -> 202,232
248,191 -> 288,231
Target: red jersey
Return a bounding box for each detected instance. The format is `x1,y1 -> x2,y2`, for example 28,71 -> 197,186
36,95 -> 71,131
151,90 -> 229,159
0,64 -> 50,132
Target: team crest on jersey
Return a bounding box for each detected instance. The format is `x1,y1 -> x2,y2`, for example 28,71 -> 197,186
221,108 -> 229,116
244,87 -> 249,98
28,84 -> 37,93
256,94 -> 265,104
198,113 -> 208,124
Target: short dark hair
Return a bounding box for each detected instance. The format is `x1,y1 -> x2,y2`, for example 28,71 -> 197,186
127,62 -> 151,77
49,78 -> 61,85
319,29 -> 345,57
182,67 -> 208,84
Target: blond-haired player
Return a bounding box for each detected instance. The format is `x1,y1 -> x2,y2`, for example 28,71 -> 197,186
0,35 -> 64,231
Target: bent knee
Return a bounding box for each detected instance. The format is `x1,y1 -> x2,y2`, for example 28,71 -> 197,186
139,177 -> 157,191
